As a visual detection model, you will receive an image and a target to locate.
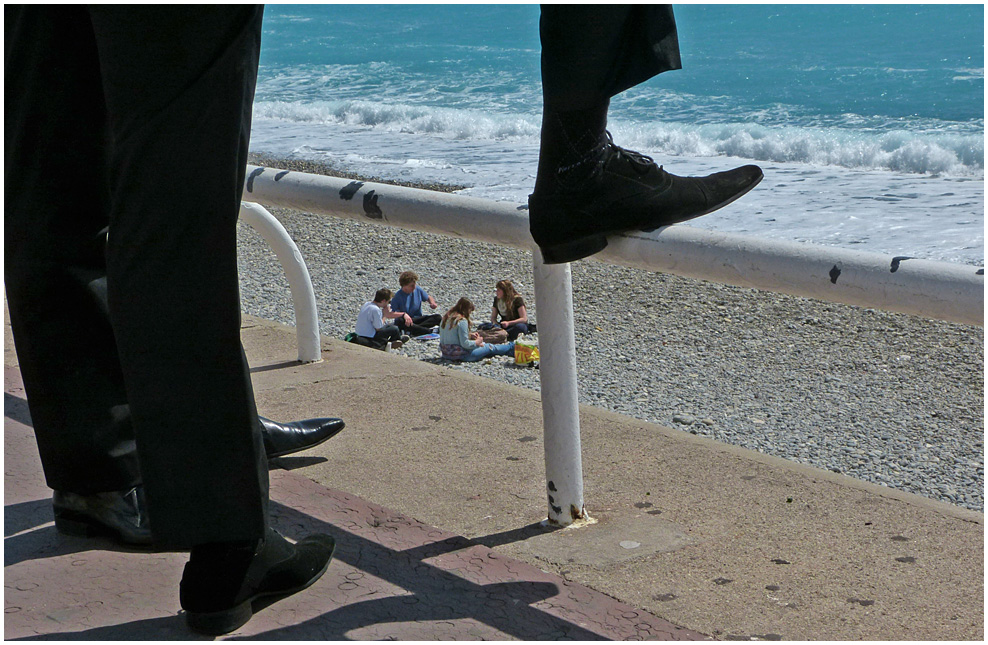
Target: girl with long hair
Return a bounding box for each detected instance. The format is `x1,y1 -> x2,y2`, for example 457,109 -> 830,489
440,297 -> 515,362
491,280 -> 530,341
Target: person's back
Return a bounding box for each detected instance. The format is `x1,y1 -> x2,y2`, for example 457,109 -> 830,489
356,300 -> 383,338
439,312 -> 472,360
439,315 -> 468,345
353,289 -> 404,350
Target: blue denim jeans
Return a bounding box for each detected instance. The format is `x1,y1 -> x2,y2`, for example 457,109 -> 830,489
461,341 -> 515,362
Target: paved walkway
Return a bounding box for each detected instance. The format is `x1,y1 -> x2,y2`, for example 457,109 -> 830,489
5,366 -> 702,640
4,314 -> 984,640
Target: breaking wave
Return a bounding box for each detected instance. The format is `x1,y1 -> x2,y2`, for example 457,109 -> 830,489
253,99 -> 984,177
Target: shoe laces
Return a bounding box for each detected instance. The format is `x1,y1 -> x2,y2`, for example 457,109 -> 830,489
605,131 -> 657,175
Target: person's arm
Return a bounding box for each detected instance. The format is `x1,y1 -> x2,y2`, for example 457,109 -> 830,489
386,296 -> 412,324
384,310 -> 412,324
382,302 -> 411,325
501,305 -> 528,327
491,306 -> 499,324
458,319 -> 482,348
419,286 -> 438,310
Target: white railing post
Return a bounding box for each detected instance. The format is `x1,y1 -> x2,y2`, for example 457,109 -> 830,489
239,201 -> 322,363
532,256 -> 586,525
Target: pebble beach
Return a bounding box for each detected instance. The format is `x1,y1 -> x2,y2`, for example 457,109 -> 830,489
240,154 -> 985,513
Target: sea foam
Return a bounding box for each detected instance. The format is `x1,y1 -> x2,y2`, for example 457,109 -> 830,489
254,99 -> 983,178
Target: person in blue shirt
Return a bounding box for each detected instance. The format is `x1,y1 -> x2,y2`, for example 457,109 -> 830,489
390,271 -> 443,336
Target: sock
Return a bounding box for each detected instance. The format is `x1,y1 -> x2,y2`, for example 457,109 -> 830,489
535,101 -> 609,192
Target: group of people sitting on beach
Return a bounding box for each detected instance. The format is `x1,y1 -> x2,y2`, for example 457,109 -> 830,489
351,271 -> 533,363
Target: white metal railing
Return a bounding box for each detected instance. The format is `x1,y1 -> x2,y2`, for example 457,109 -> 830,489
239,202 -> 322,363
241,163 -> 984,525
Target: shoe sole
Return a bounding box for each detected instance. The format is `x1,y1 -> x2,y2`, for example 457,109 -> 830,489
266,423 -> 346,459
185,539 -> 336,635
54,511 -> 153,547
534,170 -> 764,264
538,233 -> 609,265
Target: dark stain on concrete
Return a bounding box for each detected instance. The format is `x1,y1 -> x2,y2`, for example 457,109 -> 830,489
340,181 -> 364,200
246,167 -> 265,192
890,256 -> 913,273
363,191 -> 383,219
848,597 -> 876,607
829,264 -> 842,284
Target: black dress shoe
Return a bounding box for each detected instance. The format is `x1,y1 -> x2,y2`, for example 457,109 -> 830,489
53,486 -> 152,546
529,132 -> 763,264
259,416 -> 345,459
181,527 -> 335,635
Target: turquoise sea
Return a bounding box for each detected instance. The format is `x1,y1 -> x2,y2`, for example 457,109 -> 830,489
249,4 -> 984,264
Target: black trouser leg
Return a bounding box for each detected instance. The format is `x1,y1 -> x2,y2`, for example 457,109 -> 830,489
505,323 -> 529,341
373,325 -> 401,345
395,314 -> 440,336
414,314 -> 442,328
5,6 -> 139,494
536,6 -> 682,190
95,6 -> 268,548
539,5 -> 681,110
5,6 -> 269,548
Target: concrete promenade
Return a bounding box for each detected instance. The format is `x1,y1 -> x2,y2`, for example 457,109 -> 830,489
4,314 -> 983,640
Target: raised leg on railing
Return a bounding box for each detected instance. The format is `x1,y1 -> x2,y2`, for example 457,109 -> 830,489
532,255 -> 586,525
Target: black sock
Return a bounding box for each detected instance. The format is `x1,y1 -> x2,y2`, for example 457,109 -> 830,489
536,101 -> 609,192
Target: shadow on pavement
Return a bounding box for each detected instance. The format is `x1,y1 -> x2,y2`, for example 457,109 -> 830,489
5,391 -> 32,425
9,615 -> 201,641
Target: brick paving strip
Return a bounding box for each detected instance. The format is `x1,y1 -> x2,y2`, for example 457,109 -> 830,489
4,366 -> 707,640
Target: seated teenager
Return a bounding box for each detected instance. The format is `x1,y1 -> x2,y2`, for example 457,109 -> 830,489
355,288 -> 406,350
439,297 -> 515,363
391,270 -> 443,336
491,279 -> 530,341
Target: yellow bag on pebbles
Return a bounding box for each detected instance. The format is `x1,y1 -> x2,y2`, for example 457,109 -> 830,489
514,340 -> 539,365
